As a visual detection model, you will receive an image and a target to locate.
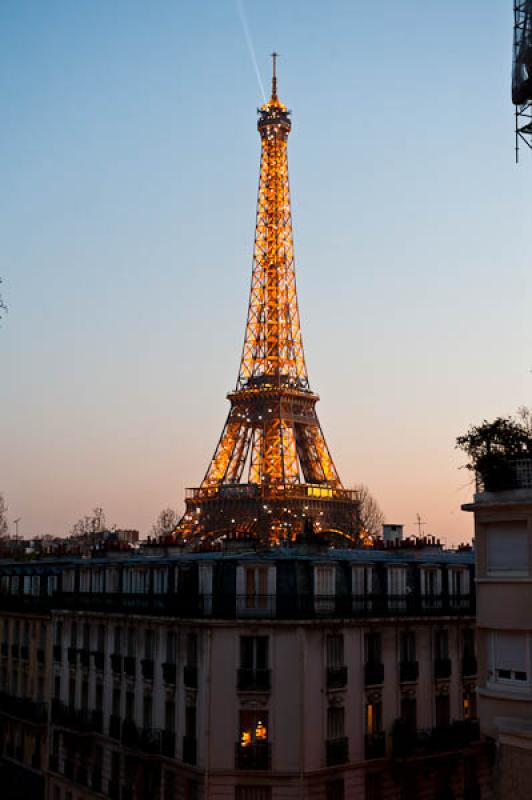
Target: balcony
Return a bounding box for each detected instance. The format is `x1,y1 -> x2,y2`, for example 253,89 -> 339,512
235,741 -> 271,770
184,665 -> 197,689
365,662 -> 384,686
365,732 -> 386,759
53,644 -> 61,662
141,658 -> 154,680
326,666 -> 348,689
0,691 -> 48,724
67,647 -> 77,666
37,647 -> 45,664
434,658 -> 452,680
399,661 -> 419,682
11,643 -> 19,658
462,655 -> 478,676
111,654 -> 123,673
79,648 -> 91,668
124,655 -> 136,677
64,759 -> 75,779
109,714 -> 121,739
161,730 -> 176,757
162,662 -> 177,685
49,754 -> 59,772
51,700 -> 101,734
20,645 -> 29,660
183,735 -> 197,765
121,719 -> 139,748
92,650 -> 105,671
237,668 -> 271,692
391,718 -> 480,758
326,736 -> 349,766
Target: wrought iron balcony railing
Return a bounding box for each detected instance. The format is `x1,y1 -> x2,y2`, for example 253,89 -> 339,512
399,661 -> 419,682
184,665 -> 198,689
462,655 -> 478,676
237,668 -> 271,692
365,662 -> 384,686
326,736 -> 349,765
365,732 -> 386,759
0,691 -> 48,724
235,741 -> 271,770
0,590 -> 475,620
182,735 -> 197,765
391,718 -> 480,758
162,662 -> 177,685
141,658 -> 154,680
326,665 -> 348,689
434,658 -> 452,680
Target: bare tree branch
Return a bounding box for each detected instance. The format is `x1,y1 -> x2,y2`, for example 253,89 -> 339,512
354,483 -> 385,537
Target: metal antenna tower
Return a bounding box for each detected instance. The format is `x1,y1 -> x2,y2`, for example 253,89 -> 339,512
176,57 -> 359,547
513,1 -> 532,160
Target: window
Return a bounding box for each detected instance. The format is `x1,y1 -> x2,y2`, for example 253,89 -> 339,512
186,706 -> 196,738
486,523 -> 528,574
326,780 -> 344,800
400,632 -> 416,663
365,773 -> 383,800
82,623 -> 90,650
463,690 -> 477,720
326,635 -> 344,668
127,628 -> 136,657
54,675 -> 61,700
449,567 -> 470,595
112,687 -> 121,718
435,694 -> 450,728
240,636 -> 268,671
166,632 -> 177,664
400,697 -> 416,734
144,630 -> 155,660
186,633 -> 198,668
113,626 -> 122,655
489,631 -> 530,685
365,702 -> 382,735
95,683 -> 103,712
239,710 -> 268,747
125,690 -> 134,721
165,700 -> 175,733
463,628 -> 475,659
97,624 -> 105,652
237,566 -> 271,612
387,566 -> 406,595
364,632 -> 381,665
327,706 -> 345,740
314,565 -> 336,612
70,622 -> 77,648
421,568 -> 442,608
143,695 -> 152,730
68,677 -> 76,709
435,630 -> 449,660
81,679 -> 89,711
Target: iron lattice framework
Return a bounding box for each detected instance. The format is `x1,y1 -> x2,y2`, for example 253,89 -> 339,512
177,58 -> 358,545
513,1 -> 532,159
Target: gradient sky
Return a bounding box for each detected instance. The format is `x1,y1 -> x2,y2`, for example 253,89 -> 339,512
1,0 -> 530,543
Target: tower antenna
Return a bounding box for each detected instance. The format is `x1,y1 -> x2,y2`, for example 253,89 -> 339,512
271,51 -> 279,99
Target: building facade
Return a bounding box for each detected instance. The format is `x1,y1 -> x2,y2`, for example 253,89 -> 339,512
0,539 -> 491,800
463,460 -> 532,799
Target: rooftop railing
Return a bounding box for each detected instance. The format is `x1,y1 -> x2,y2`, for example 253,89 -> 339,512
476,456 -> 532,493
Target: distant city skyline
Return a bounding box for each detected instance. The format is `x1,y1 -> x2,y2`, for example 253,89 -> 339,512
0,1 -> 530,543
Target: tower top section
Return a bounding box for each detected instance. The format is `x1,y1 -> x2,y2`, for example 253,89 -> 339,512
258,52 -> 291,140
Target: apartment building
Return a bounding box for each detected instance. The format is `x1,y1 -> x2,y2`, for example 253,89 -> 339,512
0,539 -> 490,800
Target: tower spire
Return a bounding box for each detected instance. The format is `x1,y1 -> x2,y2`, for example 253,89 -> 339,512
271,51 -> 278,101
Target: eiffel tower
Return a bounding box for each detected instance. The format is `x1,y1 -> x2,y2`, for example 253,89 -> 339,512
178,56 -> 359,546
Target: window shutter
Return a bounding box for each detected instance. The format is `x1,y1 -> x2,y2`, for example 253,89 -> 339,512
487,525 -> 528,572
495,632 -> 527,672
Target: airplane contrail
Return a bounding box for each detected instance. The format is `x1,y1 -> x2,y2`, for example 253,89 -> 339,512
236,0 -> 266,103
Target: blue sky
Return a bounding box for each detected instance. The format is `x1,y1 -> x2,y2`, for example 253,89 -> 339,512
1,1 -> 530,541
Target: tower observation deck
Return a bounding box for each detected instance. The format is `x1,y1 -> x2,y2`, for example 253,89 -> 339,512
177,57 -> 359,547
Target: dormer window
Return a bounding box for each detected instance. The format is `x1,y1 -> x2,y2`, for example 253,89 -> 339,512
236,565 -> 276,615
314,564 -> 336,613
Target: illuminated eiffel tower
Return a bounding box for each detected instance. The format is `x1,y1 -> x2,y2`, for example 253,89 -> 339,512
178,56 -> 359,546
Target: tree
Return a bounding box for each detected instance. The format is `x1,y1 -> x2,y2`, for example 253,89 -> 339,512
0,278 -> 6,322
354,484 -> 385,537
70,507 -> 106,537
0,493 -> 8,538
152,508 -> 179,538
456,414 -> 532,491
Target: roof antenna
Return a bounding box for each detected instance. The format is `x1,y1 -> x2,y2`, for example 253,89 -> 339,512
271,51 -> 279,100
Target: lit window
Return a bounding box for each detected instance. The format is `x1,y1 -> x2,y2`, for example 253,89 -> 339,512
239,710 -> 268,748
